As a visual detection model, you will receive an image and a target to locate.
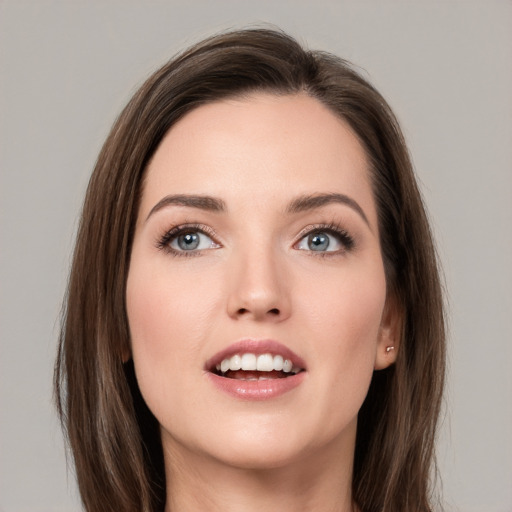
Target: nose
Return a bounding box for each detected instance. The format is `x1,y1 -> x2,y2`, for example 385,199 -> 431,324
226,245 -> 291,322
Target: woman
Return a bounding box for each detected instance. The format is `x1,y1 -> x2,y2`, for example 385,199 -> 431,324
55,28 -> 445,512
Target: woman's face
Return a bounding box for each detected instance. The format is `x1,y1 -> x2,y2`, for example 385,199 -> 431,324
126,93 -> 397,470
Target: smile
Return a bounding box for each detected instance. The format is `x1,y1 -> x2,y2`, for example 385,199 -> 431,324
205,339 -> 306,399
215,353 -> 302,379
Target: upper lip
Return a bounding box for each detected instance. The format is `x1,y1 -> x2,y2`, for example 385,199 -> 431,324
205,339 -> 306,372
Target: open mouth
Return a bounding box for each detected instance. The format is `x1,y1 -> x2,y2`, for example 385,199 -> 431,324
206,342 -> 307,399
211,353 -> 304,380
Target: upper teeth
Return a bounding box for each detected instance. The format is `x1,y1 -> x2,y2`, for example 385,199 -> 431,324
216,353 -> 300,374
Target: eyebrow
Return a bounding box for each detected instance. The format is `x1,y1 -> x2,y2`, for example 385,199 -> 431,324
145,192 -> 369,227
286,193 -> 370,226
146,194 -> 226,222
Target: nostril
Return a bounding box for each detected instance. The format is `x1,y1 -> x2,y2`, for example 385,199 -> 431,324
233,307 -> 282,318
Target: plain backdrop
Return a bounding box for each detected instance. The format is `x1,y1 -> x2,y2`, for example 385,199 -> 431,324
1,1 -> 511,511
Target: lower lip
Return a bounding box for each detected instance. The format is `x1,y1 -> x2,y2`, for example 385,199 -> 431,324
207,372 -> 306,400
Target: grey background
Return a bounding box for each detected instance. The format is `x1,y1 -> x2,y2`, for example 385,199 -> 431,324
1,1 -> 511,511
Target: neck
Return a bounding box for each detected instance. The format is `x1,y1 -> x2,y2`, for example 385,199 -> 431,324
163,428 -> 357,512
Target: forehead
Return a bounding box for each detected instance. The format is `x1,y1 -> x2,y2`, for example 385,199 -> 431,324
141,93 -> 376,224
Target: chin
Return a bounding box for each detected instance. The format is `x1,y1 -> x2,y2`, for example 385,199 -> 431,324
176,414 -> 353,474
161,415 -> 311,472
215,437 -> 307,471
206,447 -> 308,473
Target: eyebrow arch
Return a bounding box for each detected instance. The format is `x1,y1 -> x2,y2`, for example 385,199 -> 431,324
286,193 -> 370,226
146,194 -> 226,222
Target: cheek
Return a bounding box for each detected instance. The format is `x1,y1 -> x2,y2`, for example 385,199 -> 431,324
125,250 -> 224,413
126,286 -> 169,362
305,260 -> 386,341
278,258 -> 387,445
126,271 -> 173,404
126,254 -> 191,394
126,254 -> 215,352
298,258 -> 387,385
126,267 -> 199,432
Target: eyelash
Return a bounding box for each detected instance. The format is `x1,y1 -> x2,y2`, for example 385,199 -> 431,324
295,222 -> 355,256
156,223 -> 219,258
155,221 -> 355,257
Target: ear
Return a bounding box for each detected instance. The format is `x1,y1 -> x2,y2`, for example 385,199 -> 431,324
374,293 -> 402,370
121,340 -> 132,363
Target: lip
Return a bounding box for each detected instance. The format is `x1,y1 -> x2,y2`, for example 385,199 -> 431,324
204,339 -> 307,401
206,371 -> 306,400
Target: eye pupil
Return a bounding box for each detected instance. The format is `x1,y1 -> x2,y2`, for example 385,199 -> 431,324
308,233 -> 329,251
178,232 -> 200,250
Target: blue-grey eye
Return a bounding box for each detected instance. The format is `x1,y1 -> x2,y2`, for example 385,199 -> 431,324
308,233 -> 330,251
177,232 -> 200,250
170,231 -> 216,252
296,231 -> 345,252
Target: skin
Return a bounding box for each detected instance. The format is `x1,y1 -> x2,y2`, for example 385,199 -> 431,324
126,93 -> 398,512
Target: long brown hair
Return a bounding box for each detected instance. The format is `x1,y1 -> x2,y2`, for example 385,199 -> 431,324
55,28 -> 445,512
